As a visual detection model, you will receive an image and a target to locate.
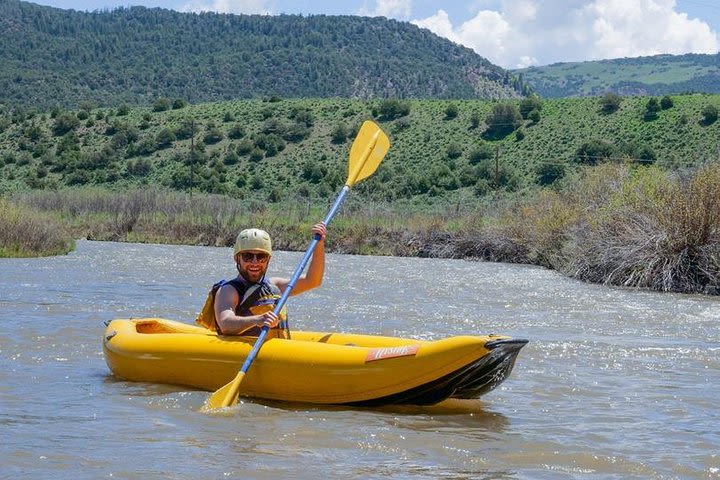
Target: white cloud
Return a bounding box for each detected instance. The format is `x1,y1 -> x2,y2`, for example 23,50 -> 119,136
358,0 -> 412,19
411,9 -> 460,43
411,0 -> 719,68
180,0 -> 271,14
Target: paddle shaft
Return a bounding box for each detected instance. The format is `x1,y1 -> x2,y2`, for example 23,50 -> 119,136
237,185 -> 351,375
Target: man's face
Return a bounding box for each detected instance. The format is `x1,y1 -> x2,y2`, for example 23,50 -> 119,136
236,250 -> 270,283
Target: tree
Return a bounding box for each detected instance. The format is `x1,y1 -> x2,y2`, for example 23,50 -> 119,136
228,123 -> 246,139
575,139 -> 615,165
203,127 -> 224,144
660,95 -> 674,110
446,143 -> 462,159
151,128 -> 173,148
378,99 -> 410,120
644,98 -> 661,120
536,162 -> 566,185
600,93 -> 622,113
444,104 -> 459,120
519,95 -> 542,119
52,113 -> 80,136
152,98 -> 171,112
484,103 -> 522,138
468,144 -> 493,165
331,123 -> 348,143
701,104 -> 718,124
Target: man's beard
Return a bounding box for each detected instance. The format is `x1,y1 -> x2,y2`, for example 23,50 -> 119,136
236,261 -> 267,283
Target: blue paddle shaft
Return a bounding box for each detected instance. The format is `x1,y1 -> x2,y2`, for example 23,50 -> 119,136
239,185 -> 350,374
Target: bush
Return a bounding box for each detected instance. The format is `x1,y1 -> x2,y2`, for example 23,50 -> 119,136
537,162 -> 566,185
527,109 -> 541,124
236,139 -> 254,155
644,98 -> 660,120
156,128 -> 176,148
701,104 -> 718,124
575,139 -> 615,165
378,99 -> 410,120
172,99 -> 187,110
600,92 -> 622,113
203,127 -> 224,145
52,113 -> 80,136
444,104 -> 459,119
331,123 -> 348,143
561,164 -> 720,293
117,104 -> 130,116
660,95 -> 673,110
446,143 -> 462,159
468,144 -> 494,165
126,158 -> 152,176
0,199 -> 73,257
152,98 -> 171,112
484,103 -> 522,138
519,95 -> 542,119
228,123 -> 246,139
470,111 -> 481,129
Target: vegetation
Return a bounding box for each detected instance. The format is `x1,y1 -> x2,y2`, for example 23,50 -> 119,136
0,0 -> 526,110
5,162 -> 719,294
2,95 -> 718,204
1,88 -> 718,295
516,52 -> 720,98
0,198 -> 74,256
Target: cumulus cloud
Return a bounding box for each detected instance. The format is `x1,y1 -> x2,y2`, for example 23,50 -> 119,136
358,0 -> 412,19
411,0 -> 719,68
180,0 -> 271,14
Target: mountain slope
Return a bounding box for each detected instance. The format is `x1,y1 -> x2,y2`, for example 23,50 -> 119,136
516,53 -> 720,98
0,0 -> 526,109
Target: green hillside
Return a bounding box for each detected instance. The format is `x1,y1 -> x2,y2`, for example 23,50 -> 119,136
517,53 -> 720,97
1,94 -> 718,205
0,0 -> 526,110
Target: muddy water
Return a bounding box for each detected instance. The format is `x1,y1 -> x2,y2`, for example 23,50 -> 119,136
1,240 -> 718,479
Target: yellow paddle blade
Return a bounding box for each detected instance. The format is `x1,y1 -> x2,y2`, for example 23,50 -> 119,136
346,120 -> 390,187
202,371 -> 245,411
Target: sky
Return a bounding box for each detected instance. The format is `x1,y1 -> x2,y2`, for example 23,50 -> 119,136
28,0 -> 720,69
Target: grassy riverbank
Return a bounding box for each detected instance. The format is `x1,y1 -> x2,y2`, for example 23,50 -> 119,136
0,198 -> 74,257
4,161 -> 719,295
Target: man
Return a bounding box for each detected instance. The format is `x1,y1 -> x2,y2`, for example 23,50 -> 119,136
213,223 -> 326,337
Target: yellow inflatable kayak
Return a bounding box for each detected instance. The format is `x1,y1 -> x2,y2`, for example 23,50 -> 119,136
103,318 -> 527,406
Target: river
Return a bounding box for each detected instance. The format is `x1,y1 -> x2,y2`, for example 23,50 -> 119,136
1,240 -> 718,479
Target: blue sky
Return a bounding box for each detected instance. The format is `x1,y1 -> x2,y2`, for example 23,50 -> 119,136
28,0 -> 720,68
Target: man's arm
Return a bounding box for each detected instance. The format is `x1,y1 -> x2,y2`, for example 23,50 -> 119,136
274,223 -> 326,296
214,285 -> 278,335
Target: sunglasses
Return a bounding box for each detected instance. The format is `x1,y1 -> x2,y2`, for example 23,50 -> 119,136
240,252 -> 269,263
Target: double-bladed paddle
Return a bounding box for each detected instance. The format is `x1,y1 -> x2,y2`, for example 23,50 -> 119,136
203,120 -> 390,411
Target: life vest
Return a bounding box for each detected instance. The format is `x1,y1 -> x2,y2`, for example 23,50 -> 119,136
195,277 -> 288,338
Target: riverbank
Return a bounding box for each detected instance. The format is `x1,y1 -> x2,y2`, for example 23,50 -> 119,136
3,162 -> 719,295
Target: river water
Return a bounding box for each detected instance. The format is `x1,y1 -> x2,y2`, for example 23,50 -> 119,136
1,240 -> 718,479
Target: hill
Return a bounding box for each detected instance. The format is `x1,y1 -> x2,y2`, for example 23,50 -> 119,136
516,53 -> 720,98
1,94 -> 718,205
0,0 -> 527,110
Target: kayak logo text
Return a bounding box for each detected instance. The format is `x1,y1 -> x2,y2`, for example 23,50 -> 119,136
365,345 -> 420,362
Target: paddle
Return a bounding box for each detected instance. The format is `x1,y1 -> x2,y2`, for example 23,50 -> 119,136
203,120 -> 390,411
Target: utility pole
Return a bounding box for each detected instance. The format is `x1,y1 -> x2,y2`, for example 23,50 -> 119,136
494,145 -> 500,188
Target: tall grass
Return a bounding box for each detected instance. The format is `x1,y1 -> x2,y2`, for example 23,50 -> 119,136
0,198 -> 74,257
560,163 -> 720,293
7,164 -> 720,295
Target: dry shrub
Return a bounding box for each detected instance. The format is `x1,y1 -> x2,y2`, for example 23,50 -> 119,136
562,164 -> 720,294
490,189 -> 581,267
0,199 -> 73,256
